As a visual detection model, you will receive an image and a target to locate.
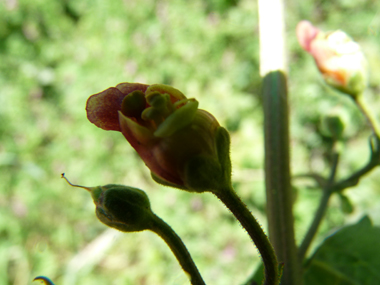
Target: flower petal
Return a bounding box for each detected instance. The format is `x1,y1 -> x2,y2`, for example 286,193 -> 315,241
116,82 -> 149,95
118,111 -> 183,186
86,87 -> 126,131
296,20 -> 320,52
86,83 -> 149,131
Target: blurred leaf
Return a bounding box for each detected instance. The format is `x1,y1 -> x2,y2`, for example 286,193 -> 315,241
303,216 -> 380,285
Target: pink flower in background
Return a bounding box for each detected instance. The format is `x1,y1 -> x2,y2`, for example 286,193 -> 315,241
296,20 -> 367,97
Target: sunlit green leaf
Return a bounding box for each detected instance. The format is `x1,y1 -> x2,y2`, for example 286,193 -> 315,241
304,216 -> 380,285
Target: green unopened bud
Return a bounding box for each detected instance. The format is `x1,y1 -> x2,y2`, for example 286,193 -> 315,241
320,109 -> 348,140
62,174 -> 154,232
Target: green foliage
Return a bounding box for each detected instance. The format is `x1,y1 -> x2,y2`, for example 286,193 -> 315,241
1,0 -> 380,284
304,216 -> 380,284
252,216 -> 380,284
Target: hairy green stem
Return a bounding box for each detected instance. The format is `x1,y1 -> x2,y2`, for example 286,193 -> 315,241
298,124 -> 380,261
354,95 -> 380,138
298,93 -> 380,261
150,215 -> 205,285
333,155 -> 378,192
331,135 -> 380,193
215,187 -> 279,285
298,153 -> 339,261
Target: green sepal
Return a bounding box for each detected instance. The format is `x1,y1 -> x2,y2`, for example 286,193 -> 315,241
154,99 -> 199,138
90,186 -> 103,204
215,127 -> 232,188
345,70 -> 367,98
150,172 -> 189,191
185,156 -> 223,193
96,186 -> 154,233
184,127 -> 232,193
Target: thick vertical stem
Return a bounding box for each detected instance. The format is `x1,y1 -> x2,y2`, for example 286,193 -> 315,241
258,0 -> 302,284
354,95 -> 380,138
261,72 -> 301,285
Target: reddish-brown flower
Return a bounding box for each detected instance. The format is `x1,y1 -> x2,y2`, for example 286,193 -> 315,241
86,83 -> 220,190
296,20 -> 368,97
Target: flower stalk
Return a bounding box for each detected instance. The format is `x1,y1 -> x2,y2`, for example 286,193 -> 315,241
62,174 -> 205,285
354,95 -> 380,138
150,214 -> 206,285
215,186 -> 280,285
298,152 -> 339,262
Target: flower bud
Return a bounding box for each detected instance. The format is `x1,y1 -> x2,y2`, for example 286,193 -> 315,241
86,83 -> 231,192
320,109 -> 347,140
296,21 -> 368,97
62,174 -> 153,232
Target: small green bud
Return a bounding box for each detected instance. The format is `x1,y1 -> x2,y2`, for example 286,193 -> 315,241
321,115 -> 345,139
62,174 -> 154,232
320,109 -> 348,140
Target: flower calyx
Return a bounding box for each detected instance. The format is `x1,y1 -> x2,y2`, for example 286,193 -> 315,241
62,173 -> 153,232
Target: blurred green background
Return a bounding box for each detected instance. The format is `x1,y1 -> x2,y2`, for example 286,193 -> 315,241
1,0 -> 380,284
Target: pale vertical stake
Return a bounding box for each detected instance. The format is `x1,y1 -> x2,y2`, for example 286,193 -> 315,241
258,0 -> 286,75
257,0 -> 303,284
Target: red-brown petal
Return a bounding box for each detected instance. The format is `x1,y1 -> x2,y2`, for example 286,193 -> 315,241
86,83 -> 149,131
118,111 -> 183,185
116,83 -> 149,95
86,87 -> 125,131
